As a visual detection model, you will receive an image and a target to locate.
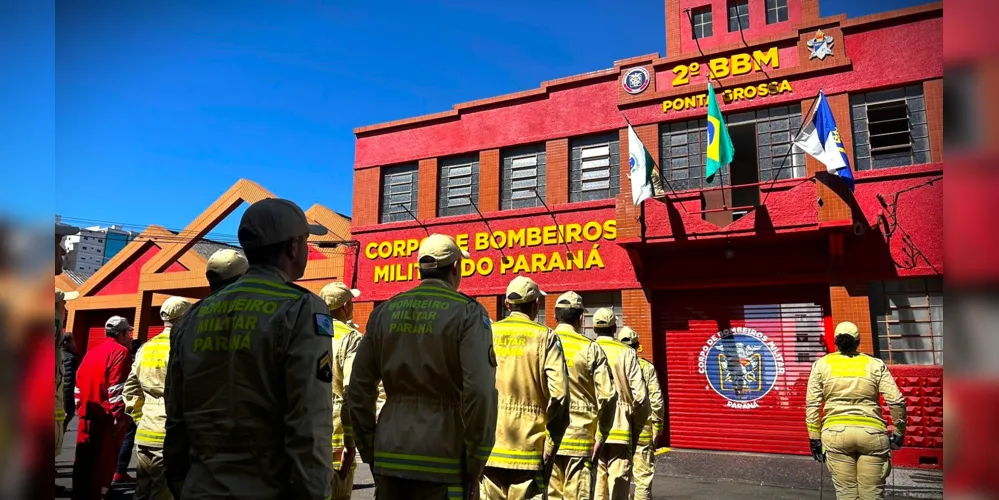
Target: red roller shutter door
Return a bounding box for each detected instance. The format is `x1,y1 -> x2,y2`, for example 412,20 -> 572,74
659,285 -> 828,456
147,326 -> 166,340
88,327 -> 107,353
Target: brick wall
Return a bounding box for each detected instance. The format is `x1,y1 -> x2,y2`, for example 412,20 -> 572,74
480,149 -> 500,213
546,139 -> 569,206
543,294 -> 560,329
477,295 -> 501,320
353,301 -> 375,333
353,168 -> 380,227
804,93 -> 854,224
617,124 -> 659,240
418,159 -> 439,220
622,288 -> 654,361
830,283 -> 875,355
924,79 -> 943,163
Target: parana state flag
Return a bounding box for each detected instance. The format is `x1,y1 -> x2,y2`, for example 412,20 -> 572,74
628,124 -> 654,205
793,91 -> 856,192
706,83 -> 735,182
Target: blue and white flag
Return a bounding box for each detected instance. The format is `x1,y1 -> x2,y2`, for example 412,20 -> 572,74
793,92 -> 855,191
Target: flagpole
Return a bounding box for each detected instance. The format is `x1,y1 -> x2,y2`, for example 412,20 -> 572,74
760,90 -> 824,207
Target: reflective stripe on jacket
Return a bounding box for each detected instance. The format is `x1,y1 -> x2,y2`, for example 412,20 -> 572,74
124,329 -> 172,447
637,358 -> 664,446
553,324 -> 617,457
594,337 -> 650,446
805,352 -> 907,440
332,319 -> 362,464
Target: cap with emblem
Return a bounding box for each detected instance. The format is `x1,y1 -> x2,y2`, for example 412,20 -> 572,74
320,282 -> 361,310
593,308 -> 617,328
105,316 -> 134,335
56,288 -> 80,303
505,276 -> 546,305
417,234 -> 470,269
160,296 -> 192,322
207,249 -> 249,281
238,198 -> 328,250
834,321 -> 860,339
555,291 -> 583,310
616,326 -> 639,347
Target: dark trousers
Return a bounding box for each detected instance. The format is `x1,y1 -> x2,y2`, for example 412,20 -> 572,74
117,420 -> 137,474
73,417 -> 125,500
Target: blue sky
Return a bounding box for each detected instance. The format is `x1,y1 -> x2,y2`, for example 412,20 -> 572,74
5,0 -> 930,240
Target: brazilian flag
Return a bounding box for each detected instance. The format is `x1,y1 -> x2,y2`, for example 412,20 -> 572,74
705,83 -> 735,182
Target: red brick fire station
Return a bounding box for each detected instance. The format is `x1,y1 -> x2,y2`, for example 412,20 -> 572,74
349,0 -> 943,468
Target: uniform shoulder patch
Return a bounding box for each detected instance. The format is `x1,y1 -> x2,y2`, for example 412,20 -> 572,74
317,350 -> 333,383
482,314 -> 492,329
315,314 -> 334,337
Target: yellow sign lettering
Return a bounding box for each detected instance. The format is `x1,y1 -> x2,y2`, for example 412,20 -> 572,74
662,80 -> 794,114
671,46 -> 779,88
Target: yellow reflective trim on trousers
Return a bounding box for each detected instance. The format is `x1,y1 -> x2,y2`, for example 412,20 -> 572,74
806,423 -> 820,432
217,287 -> 301,300
823,415 -> 887,431
55,409 -> 66,420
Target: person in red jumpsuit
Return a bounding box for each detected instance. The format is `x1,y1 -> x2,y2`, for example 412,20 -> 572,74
73,315 -> 133,500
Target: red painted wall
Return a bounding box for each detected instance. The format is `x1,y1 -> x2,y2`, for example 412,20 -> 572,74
353,205 -> 638,301
675,0 -> 802,56
885,364 -> 943,468
354,16 -> 941,170
94,244 -> 186,296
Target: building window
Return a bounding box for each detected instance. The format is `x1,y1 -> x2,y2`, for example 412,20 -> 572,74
692,6 -> 713,39
501,296 -> 546,325
380,163 -> 419,224
98,239 -> 103,243
501,144 -> 547,210
869,277 -> 943,365
766,0 -> 789,24
570,133 -> 620,203
580,291 -> 623,339
728,0 -> 750,31
438,155 -> 480,217
850,85 -> 930,171
660,105 -> 804,191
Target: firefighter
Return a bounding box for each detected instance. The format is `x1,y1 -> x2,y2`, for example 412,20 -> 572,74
806,321 -> 907,500
480,276 -> 569,500
163,198 -> 333,499
73,315 -> 134,500
319,281 -> 363,500
548,291 -> 617,500
615,327 -> 664,500
55,221 -> 80,458
205,248 -> 249,293
346,234 -> 497,500
124,296 -> 192,500
592,309 -> 649,500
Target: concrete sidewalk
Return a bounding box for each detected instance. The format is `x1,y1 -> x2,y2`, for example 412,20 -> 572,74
57,421 -> 942,499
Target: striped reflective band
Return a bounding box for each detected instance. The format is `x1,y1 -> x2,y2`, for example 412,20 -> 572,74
343,425 -> 353,437
374,452 -> 461,476
447,486 -> 464,499
332,436 -> 345,447
823,415 -> 886,431
55,409 -> 66,421
488,448 -> 543,466
639,433 -> 654,441
559,438 -> 593,452
608,430 -> 631,440
137,429 -> 165,443
806,423 -> 821,432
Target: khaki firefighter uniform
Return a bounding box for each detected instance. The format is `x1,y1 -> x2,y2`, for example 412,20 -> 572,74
592,310 -> 650,500
547,291 -> 617,500
164,198 -> 334,499
346,234 -> 498,500
320,282 -> 364,500
616,327 -> 664,500
806,322 -> 907,500
125,296 -> 192,500
482,277 -> 570,500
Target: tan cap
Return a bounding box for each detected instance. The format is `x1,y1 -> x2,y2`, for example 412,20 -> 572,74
56,288 -> 80,303
238,198 -> 327,250
593,308 -> 617,328
105,315 -> 134,333
505,276 -> 546,305
320,282 -> 361,310
555,291 -> 583,310
616,326 -> 639,347
417,234 -> 470,269
207,249 -> 249,281
160,296 -> 192,322
834,321 -> 860,339
56,221 -> 80,236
